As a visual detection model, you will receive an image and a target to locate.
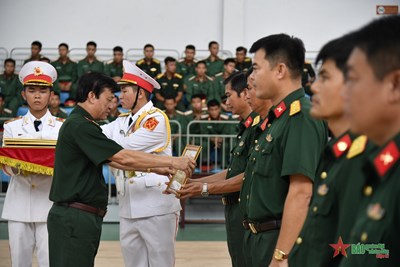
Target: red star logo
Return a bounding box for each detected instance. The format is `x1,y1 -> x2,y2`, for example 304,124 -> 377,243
329,236 -> 350,257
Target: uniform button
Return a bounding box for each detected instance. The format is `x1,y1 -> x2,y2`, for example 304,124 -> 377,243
246,194 -> 249,199
252,171 -> 254,175
238,136 -> 241,139
255,140 -> 258,144
364,186 -> 373,196
313,206 -> 318,213
252,157 -> 256,161
320,172 -> 327,179
228,168 -> 232,171
243,176 -> 245,181
361,232 -> 368,242
296,237 -> 303,245
267,124 -> 271,128
238,198 -> 240,202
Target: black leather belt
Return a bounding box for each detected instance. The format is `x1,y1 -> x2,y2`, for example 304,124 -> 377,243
222,196 -> 239,206
55,202 -> 107,218
243,219 -> 282,234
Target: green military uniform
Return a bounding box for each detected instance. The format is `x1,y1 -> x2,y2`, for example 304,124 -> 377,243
212,72 -> 229,103
48,105 -> 123,267
302,62 -> 316,96
339,133 -> 400,267
136,58 -> 161,78
184,75 -> 215,104
50,108 -> 68,119
77,57 -> 105,78
289,133 -> 373,267
235,57 -> 252,72
23,55 -> 43,64
239,88 -> 327,266
0,73 -> 23,116
0,106 -> 13,130
167,110 -> 187,156
204,56 -> 224,77
104,61 -> 123,79
176,58 -> 197,78
155,73 -> 185,111
51,58 -> 78,94
223,111 -> 259,267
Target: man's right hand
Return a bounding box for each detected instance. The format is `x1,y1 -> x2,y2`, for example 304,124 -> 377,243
171,156 -> 196,177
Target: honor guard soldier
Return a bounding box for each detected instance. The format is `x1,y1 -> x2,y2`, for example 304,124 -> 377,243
289,34 -> 374,267
136,44 -> 162,78
240,34 -> 327,267
235,46 -> 252,72
1,61 -> 64,267
101,60 -> 181,267
339,15 -> 400,267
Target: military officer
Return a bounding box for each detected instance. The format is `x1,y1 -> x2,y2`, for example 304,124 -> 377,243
240,34 -> 327,267
77,41 -> 104,78
204,41 -> 224,77
101,60 -> 181,267
1,61 -> 63,267
136,44 -> 162,78
339,15 -> 400,267
184,61 -> 215,105
213,58 -> 236,109
176,44 -> 197,78
155,57 -> 185,111
104,46 -> 124,82
235,46 -> 252,72
288,34 -> 374,267
0,58 -> 24,116
47,71 -> 195,267
51,43 -> 78,95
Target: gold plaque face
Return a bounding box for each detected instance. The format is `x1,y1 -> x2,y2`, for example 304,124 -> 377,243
166,145 -> 202,194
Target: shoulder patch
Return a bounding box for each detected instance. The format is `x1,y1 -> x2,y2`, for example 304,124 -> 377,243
3,108 -> 12,114
188,75 -> 196,81
118,112 -> 130,117
153,58 -> 160,64
176,110 -> 185,115
136,59 -> 144,65
231,114 -> 240,120
4,116 -> 23,124
174,73 -> 183,79
156,73 -> 164,79
289,100 -> 301,116
347,135 -> 368,159
143,117 -> 159,131
178,58 -> 185,63
206,75 -> 214,81
184,110 -> 193,116
56,117 -> 65,122
244,57 -> 251,62
215,72 -> 223,77
201,114 -> 209,120
220,114 -> 229,120
252,115 -> 260,127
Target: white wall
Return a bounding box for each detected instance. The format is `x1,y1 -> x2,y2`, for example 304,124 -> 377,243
0,0 -> 398,59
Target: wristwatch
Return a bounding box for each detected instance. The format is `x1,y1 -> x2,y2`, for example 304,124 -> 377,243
201,183 -> 209,197
274,249 -> 288,261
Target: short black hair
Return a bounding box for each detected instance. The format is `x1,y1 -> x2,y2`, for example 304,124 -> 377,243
144,44 -> 154,50
53,91 -> 60,97
245,66 -> 253,80
164,96 -> 176,101
191,94 -> 203,101
196,61 -> 207,68
86,41 -> 97,48
207,99 -> 220,108
32,41 -> 42,50
4,58 -> 15,66
186,44 -> 196,51
208,41 -> 219,49
76,72 -> 118,103
224,58 -> 236,65
236,46 -> 247,53
59,43 -> 69,50
351,15 -> 400,80
40,57 -> 51,63
250,33 -> 305,79
316,33 -> 356,73
223,71 -> 247,96
164,56 -> 176,65
113,46 -> 123,53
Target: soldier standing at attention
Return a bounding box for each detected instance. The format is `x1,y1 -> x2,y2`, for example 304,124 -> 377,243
240,34 -> 327,267
136,44 -> 162,78
339,15 -> 400,267
1,61 -> 63,267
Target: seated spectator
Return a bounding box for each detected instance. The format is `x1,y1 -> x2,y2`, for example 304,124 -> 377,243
204,41 -> 224,77
136,44 -> 161,78
213,58 -> 236,109
155,57 -> 184,111
23,41 -> 43,64
176,45 -> 197,78
234,46 -> 252,72
105,46 -> 124,82
164,96 -> 187,156
184,61 -> 214,107
0,93 -> 14,130
0,58 -> 23,116
77,41 -> 104,78
51,43 -> 78,95
107,95 -> 121,122
49,92 -> 68,119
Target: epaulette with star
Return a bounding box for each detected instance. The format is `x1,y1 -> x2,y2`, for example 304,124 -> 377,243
252,115 -> 260,127
4,116 -> 23,124
289,100 -> 301,116
347,135 -> 368,159
118,112 -> 130,117
174,73 -> 183,79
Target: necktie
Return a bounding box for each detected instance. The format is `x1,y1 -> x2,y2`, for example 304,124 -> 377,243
128,117 -> 133,126
34,120 -> 42,132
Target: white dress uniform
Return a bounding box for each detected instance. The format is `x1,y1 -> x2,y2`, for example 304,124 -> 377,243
1,61 -> 62,267
101,60 -> 181,267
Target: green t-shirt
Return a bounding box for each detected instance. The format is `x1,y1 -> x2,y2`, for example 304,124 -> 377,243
50,105 -> 123,209
240,88 -> 327,221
